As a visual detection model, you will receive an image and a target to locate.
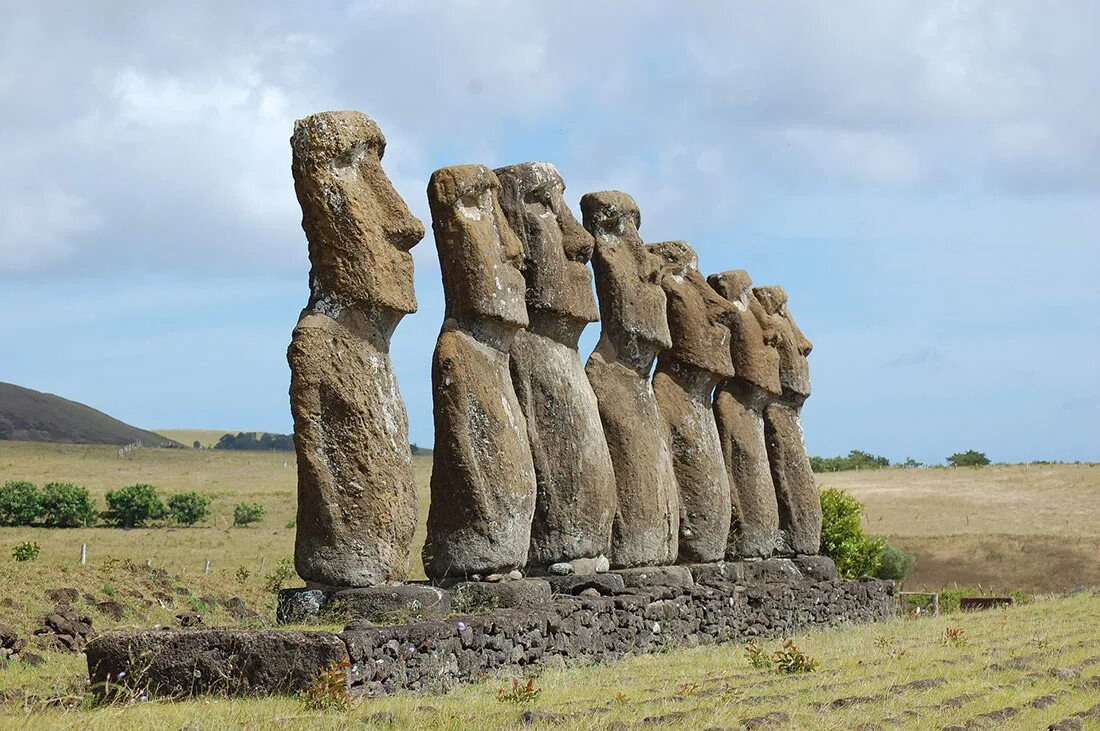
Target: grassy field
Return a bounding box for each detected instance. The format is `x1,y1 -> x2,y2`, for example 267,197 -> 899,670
153,429 -> 235,449
3,590 -> 1100,729
1,441 -> 1099,728
829,464 -> 1100,593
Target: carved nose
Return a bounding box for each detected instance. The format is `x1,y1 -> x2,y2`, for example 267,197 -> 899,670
386,217 -> 426,251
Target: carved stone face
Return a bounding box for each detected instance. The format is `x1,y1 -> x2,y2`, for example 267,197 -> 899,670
581,191 -> 672,360
648,241 -> 735,379
494,162 -> 599,328
754,286 -> 812,397
428,164 -> 528,329
708,270 -> 781,396
291,111 -> 425,314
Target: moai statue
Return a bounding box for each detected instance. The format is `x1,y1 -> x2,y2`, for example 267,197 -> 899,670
708,271 -> 782,559
288,111 -> 424,587
582,191 -> 679,568
422,165 -> 538,579
495,162 -> 616,572
649,242 -> 736,564
755,286 -> 822,556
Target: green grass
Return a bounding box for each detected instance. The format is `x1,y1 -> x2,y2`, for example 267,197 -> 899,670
3,592 -> 1100,729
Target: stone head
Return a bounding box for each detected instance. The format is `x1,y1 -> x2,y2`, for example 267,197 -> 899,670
580,191 -> 672,363
494,162 -> 598,334
708,270 -> 781,395
754,286 -> 812,397
291,111 -> 425,315
648,241 -> 735,379
427,164 -> 528,330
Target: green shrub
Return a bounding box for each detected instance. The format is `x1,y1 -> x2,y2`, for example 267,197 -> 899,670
102,484 -> 166,527
167,492 -> 212,526
12,541 -> 40,561
819,487 -> 886,578
233,502 -> 265,527
947,450 -> 990,467
262,557 -> 295,593
40,482 -> 96,527
0,480 -> 42,526
875,544 -> 916,581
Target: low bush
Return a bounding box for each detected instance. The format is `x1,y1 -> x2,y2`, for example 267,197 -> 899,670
811,450 -> 890,473
167,492 -> 212,526
876,544 -> 916,581
0,480 -> 42,526
102,484 -> 166,528
40,482 -> 96,527
819,487 -> 886,578
12,541 -> 40,561
233,502 -> 265,527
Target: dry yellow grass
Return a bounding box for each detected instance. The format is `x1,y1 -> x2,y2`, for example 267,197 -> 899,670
153,429 -> 234,448
824,464 -> 1100,592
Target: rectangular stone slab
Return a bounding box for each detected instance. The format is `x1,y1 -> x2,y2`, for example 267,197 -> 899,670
86,629 -> 349,697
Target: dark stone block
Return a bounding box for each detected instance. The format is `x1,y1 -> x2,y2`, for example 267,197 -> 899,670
329,585 -> 450,622
614,566 -> 694,589
85,629 -> 348,696
451,579 -> 552,610
738,558 -> 802,583
792,555 -> 837,581
276,588 -> 326,624
684,562 -> 743,586
546,573 -> 625,596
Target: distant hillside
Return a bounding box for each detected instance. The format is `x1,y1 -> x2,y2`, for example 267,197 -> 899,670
0,382 -> 178,447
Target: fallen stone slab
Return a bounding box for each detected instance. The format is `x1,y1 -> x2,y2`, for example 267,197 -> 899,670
86,629 -> 349,697
685,561 -> 743,586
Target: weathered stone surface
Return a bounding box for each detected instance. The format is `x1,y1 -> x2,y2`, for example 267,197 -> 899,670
545,573 -> 626,596
615,565 -> 695,589
423,165 -> 537,579
793,555 -> 838,581
451,579 -> 552,609
328,585 -> 450,622
684,561 -> 744,586
496,162 -> 615,569
89,578 -> 895,699
649,241 -> 735,564
738,558 -> 802,583
86,629 -> 349,697
288,111 -> 424,587
709,271 -> 782,559
582,191 -> 678,568
756,286 -> 822,556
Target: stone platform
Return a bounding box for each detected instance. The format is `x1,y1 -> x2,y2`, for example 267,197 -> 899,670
276,557 -> 838,625
87,567 -> 892,700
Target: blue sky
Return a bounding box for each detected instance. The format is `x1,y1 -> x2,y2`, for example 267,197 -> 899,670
2,1 -> 1097,463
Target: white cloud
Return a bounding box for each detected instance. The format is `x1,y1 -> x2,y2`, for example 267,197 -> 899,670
0,187 -> 100,272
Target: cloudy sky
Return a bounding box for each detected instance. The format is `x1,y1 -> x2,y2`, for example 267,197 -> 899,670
2,1 -> 1097,463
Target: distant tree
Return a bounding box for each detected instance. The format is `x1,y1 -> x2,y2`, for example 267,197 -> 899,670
167,492 -> 213,526
947,450 -> 990,468
875,544 -> 916,581
193,440 -> 202,449
214,432 -> 295,451
40,482 -> 96,527
810,450 -> 891,473
901,457 -> 923,468
102,484 -> 166,527
0,480 -> 42,526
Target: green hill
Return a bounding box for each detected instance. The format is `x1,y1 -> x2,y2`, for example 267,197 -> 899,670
0,381 -> 178,447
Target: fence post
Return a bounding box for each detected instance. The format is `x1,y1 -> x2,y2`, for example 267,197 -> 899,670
80,543 -> 87,566
258,557 -> 266,575
146,559 -> 152,569
204,559 -> 211,575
